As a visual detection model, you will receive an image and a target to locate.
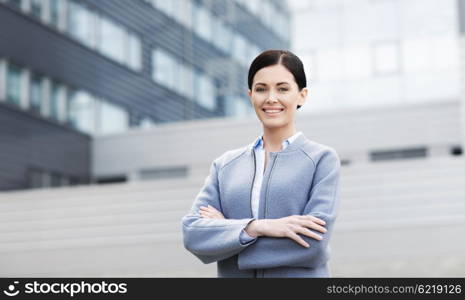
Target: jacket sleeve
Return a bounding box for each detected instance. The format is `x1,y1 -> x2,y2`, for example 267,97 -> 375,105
239,229 -> 258,245
237,149 -> 341,270
181,159 -> 257,264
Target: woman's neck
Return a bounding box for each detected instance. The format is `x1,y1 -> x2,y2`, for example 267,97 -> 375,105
262,126 -> 297,152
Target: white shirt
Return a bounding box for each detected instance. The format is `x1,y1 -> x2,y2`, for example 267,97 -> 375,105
250,131 -> 303,218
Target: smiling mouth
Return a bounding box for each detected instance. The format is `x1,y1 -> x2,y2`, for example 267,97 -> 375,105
262,108 -> 284,116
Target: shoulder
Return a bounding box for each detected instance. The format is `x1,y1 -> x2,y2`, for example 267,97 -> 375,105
298,138 -> 340,169
212,144 -> 250,171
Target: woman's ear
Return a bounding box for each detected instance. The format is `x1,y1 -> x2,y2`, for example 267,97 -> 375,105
248,89 -> 252,97
298,87 -> 308,107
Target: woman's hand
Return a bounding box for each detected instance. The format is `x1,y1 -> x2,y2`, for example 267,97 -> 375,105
199,205 -> 225,219
245,215 -> 327,248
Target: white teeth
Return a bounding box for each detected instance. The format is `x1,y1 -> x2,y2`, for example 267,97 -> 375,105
264,110 -> 283,113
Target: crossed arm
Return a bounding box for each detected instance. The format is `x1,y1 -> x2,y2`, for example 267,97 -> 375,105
182,150 -> 341,269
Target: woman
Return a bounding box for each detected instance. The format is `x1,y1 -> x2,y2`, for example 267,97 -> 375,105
182,50 -> 341,278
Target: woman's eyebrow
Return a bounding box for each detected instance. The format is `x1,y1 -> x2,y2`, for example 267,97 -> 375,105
254,82 -> 290,87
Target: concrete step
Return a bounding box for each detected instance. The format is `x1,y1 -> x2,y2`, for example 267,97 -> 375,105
0,177 -> 205,201
0,188 -> 201,210
340,177 -> 465,196
339,201 -> 465,221
0,203 -> 190,223
341,167 -> 465,185
340,191 -> 465,209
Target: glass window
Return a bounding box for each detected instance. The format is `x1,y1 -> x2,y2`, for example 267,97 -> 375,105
152,49 -> 177,89
41,171 -> 52,188
298,53 -> 315,82
316,49 -> 343,81
343,46 -> 372,79
214,18 -> 232,54
245,0 -> 261,15
0,60 -> 6,101
178,0 -> 192,28
50,173 -> 61,187
343,4 -> 374,44
68,90 -> 97,135
247,44 -> 261,66
401,0 -> 457,38
430,36 -> 459,70
234,96 -> 251,118
294,10 -> 340,49
179,63 -> 194,99
49,0 -> 61,27
98,100 -> 129,134
195,71 -> 216,111
373,42 -> 399,75
232,33 -> 247,64
140,116 -> 156,129
68,1 -> 93,46
401,39 -> 430,73
6,0 -> 21,9
193,3 -> 212,41
128,34 -> 142,70
6,63 -> 22,106
30,0 -> 43,19
224,95 -> 250,118
211,15 -> 222,50
29,73 -> 43,114
29,168 -> 44,189
171,0 -> 183,22
276,12 -> 285,39
372,0 -> 399,41
154,0 -> 175,16
49,81 -> 61,121
99,17 -> 126,64
268,2 -> 278,30
261,1 -> 272,28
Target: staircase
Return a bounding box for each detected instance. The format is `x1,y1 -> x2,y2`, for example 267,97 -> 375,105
1,156 -> 465,277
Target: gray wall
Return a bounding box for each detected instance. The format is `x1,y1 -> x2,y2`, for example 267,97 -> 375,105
92,99 -> 463,181
0,103 -> 90,191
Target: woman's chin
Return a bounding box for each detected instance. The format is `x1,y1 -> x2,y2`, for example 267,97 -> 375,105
261,119 -> 287,128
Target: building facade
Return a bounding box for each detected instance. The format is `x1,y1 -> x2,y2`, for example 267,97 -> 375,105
0,0 -> 291,190
291,0 -> 461,113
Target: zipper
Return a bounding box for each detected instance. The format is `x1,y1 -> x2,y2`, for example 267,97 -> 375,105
249,149 -> 256,219
264,154 -> 278,220
262,153 -> 279,279
249,149 -> 257,278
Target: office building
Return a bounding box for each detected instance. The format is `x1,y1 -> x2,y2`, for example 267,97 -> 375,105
0,0 -> 291,190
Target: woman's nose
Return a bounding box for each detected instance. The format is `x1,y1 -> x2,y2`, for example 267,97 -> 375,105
266,92 -> 278,102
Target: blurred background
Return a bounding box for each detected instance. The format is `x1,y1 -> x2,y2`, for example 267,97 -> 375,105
0,0 -> 464,277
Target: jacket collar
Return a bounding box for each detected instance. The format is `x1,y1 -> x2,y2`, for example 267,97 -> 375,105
247,131 -> 307,154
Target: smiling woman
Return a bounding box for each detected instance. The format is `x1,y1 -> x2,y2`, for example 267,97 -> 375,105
248,50 -> 307,110
247,51 -> 307,138
182,50 -> 341,278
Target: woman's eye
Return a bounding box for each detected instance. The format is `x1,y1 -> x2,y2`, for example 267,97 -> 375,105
255,88 -> 265,92
278,88 -> 289,92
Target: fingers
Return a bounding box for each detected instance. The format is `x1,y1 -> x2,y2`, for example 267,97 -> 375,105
287,231 -> 310,248
295,216 -> 327,234
199,210 -> 215,218
199,205 -> 224,219
297,215 -> 326,226
301,220 -> 327,234
295,226 -> 323,241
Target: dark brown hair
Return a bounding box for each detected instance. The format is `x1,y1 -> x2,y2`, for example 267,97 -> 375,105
248,50 -> 307,110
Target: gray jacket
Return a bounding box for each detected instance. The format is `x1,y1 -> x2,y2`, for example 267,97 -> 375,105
181,133 -> 341,277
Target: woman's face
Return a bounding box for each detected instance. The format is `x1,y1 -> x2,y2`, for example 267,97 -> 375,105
248,64 -> 307,130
